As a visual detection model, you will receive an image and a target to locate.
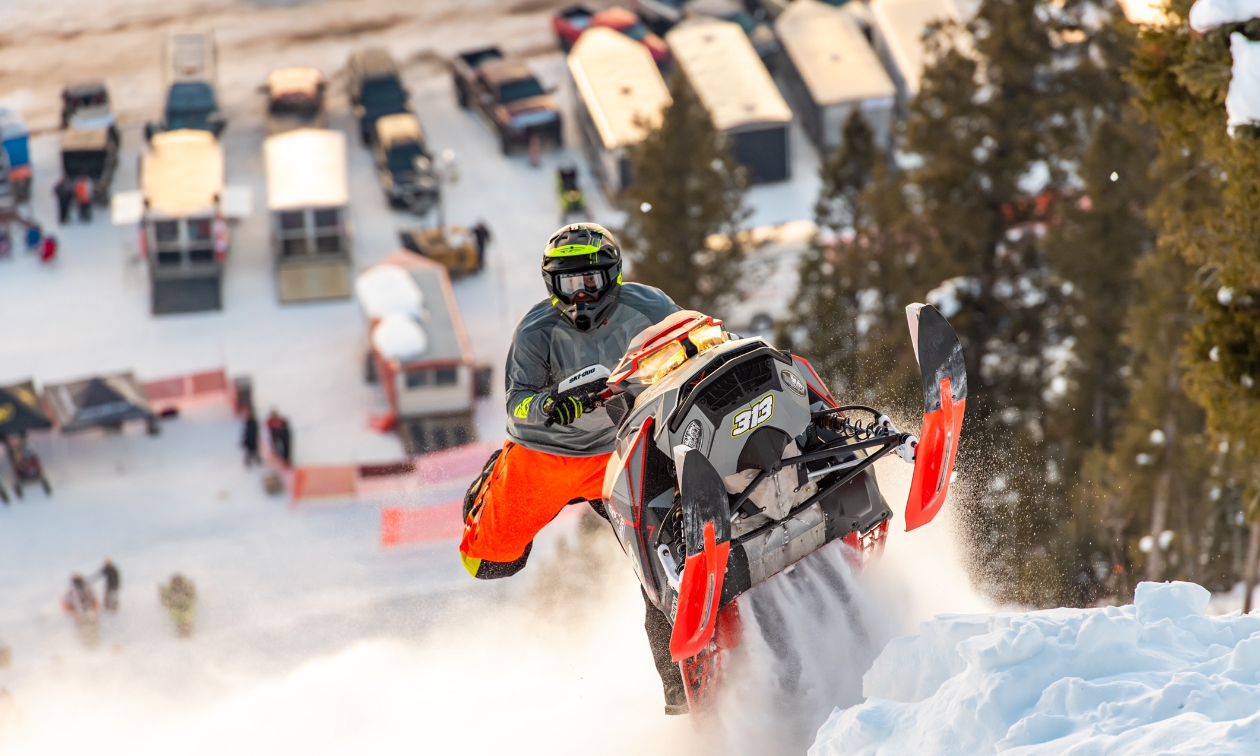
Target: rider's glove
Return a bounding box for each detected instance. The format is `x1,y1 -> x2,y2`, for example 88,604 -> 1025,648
543,394 -> 586,426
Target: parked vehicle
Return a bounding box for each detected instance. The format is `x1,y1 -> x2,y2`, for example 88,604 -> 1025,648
451,46 -> 562,154
61,125 -> 120,205
399,225 -> 481,276
347,48 -> 410,146
373,113 -> 440,214
687,0 -> 779,62
593,7 -> 671,65
264,128 -> 353,303
61,81 -> 112,128
553,4 -> 597,51
0,109 -> 30,204
263,67 -> 327,134
146,32 -> 227,140
632,0 -> 688,34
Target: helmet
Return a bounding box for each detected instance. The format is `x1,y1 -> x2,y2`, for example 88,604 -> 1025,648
542,223 -> 623,332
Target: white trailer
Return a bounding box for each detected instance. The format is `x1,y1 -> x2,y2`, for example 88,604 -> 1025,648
264,128 -> 352,304
666,18 -> 793,183
357,252 -> 477,455
112,129 -> 249,315
776,0 -> 897,153
567,27 -> 671,199
870,0 -> 964,113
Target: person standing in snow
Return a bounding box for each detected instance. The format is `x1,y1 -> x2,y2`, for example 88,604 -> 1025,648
458,223 -> 691,714
94,558 -> 120,612
266,409 -> 292,467
241,410 -> 261,467
74,177 -> 92,222
54,177 -> 73,224
470,220 -> 491,270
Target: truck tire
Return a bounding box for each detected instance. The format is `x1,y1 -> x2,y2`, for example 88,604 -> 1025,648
455,80 -> 469,109
500,132 -> 512,155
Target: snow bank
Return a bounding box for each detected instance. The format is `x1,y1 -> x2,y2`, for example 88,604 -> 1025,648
811,581 -> 1260,755
1228,33 -> 1260,135
1189,0 -> 1260,31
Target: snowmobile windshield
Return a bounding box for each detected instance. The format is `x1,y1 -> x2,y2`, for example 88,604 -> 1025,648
615,320 -> 727,386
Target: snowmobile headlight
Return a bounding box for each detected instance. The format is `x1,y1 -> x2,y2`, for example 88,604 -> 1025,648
638,341 -> 689,384
687,322 -> 726,353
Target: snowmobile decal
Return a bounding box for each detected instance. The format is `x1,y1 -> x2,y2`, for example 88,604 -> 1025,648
731,393 -> 774,436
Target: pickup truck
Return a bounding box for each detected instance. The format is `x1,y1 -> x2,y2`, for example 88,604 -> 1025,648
146,33 -> 227,141
451,47 -> 562,154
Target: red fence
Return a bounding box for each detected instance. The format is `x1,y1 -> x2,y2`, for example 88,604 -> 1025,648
142,368 -> 232,414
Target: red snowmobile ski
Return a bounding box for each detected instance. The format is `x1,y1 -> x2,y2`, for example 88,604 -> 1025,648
589,303 -> 967,711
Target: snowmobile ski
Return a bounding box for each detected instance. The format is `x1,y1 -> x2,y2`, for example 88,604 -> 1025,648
670,449 -> 731,662
905,304 -> 968,531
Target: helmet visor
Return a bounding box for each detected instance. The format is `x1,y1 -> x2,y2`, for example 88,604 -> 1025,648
555,270 -> 608,299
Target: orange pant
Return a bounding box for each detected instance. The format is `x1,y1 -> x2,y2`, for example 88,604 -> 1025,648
460,441 -> 611,577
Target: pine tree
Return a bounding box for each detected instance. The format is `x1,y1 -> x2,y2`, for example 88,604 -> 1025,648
618,69 -> 751,312
1128,0 -> 1260,605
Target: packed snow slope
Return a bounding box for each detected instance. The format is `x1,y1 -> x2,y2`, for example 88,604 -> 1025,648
811,581 -> 1260,756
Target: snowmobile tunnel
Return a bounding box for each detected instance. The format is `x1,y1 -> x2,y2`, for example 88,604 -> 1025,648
567,27 -> 671,198
665,18 -> 793,183
775,0 -> 896,152
263,128 -> 352,303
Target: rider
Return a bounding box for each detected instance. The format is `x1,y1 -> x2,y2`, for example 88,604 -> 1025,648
459,222 -> 690,713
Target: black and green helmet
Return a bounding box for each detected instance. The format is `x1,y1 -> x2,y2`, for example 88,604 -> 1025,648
542,222 -> 624,332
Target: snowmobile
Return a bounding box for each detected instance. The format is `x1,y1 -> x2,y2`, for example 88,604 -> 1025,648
557,304 -> 966,711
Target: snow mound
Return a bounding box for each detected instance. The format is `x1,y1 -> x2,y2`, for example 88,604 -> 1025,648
1228,33 -> 1260,135
1189,0 -> 1260,31
810,581 -> 1260,756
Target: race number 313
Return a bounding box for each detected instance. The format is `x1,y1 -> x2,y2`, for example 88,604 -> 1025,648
732,394 -> 774,437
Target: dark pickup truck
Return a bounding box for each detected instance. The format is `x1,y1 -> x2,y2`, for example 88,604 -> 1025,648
451,47 -> 562,154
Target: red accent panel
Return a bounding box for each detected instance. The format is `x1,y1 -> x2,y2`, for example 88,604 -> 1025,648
669,521 -> 730,661
906,378 -> 965,531
791,356 -> 836,407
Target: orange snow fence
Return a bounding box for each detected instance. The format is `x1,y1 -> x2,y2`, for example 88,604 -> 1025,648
380,500 -> 465,547
291,465 -> 357,501
143,368 -> 230,414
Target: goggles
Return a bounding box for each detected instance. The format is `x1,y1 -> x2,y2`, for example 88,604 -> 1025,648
555,270 -> 608,300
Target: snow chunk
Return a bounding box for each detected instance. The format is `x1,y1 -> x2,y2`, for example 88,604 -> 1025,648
1227,33 -> 1260,136
810,581 -> 1260,756
925,277 -> 979,318
356,265 -> 424,321
371,313 -> 429,362
1189,0 -> 1260,32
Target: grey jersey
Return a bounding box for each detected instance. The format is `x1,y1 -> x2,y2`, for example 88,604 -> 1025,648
506,283 -> 681,456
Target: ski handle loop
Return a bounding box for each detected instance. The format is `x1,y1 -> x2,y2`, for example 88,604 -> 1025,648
669,520 -> 730,662
904,303 -> 968,531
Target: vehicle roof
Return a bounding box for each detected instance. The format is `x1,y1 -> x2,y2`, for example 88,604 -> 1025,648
350,47 -> 400,79
870,0 -> 963,96
478,58 -> 536,86
140,129 -> 224,218
263,128 -> 348,211
568,27 -> 671,151
61,126 -> 111,152
359,252 -> 474,365
63,81 -> 108,98
592,5 -> 641,27
665,18 -> 792,132
777,0 -> 896,107
375,113 -> 424,147
267,67 -> 324,98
